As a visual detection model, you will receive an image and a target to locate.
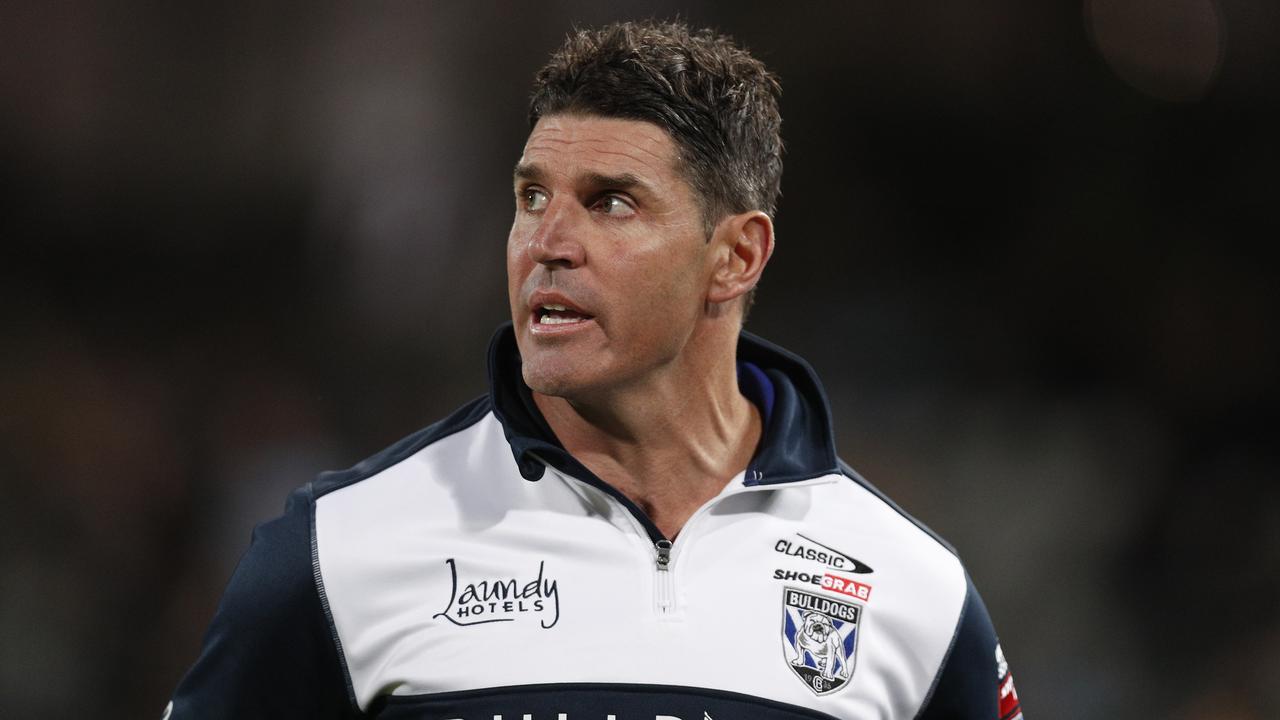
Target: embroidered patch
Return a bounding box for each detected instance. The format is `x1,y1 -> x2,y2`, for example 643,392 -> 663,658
996,642 -> 1023,720
781,587 -> 861,695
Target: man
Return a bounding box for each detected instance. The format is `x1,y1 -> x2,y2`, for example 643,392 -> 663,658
167,20 -> 1024,720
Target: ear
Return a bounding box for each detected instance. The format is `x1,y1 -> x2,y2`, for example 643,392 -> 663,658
706,210 -> 774,306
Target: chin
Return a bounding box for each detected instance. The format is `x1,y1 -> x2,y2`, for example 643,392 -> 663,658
520,356 -> 585,398
516,327 -> 605,398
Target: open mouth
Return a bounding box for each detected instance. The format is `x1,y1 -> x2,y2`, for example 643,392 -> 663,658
533,303 -> 595,328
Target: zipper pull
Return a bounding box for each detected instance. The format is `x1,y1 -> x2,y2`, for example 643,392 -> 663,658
655,539 -> 673,571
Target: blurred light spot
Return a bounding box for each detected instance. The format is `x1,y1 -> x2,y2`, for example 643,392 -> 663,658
1086,0 -> 1224,102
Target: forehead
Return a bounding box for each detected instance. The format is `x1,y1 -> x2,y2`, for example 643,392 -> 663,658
518,114 -> 681,183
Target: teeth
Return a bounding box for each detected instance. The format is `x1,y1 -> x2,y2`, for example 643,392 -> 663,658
543,303 -> 567,311
541,315 -> 583,325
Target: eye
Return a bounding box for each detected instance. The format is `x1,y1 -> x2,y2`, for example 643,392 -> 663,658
594,194 -> 636,217
520,187 -> 549,213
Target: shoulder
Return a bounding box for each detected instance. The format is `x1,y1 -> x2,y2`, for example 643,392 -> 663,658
801,459 -> 962,586
168,484 -> 354,716
819,461 -> 1014,719
787,459 -> 968,633
312,394 -> 494,501
305,395 -> 529,534
835,458 -> 958,556
170,396 -> 505,717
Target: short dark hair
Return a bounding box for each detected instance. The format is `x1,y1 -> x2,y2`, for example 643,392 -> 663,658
528,20 -> 784,234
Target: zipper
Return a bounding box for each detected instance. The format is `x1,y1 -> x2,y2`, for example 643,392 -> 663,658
647,485 -> 749,617
539,461 -> 696,617
654,539 -> 675,615
655,539 -> 673,570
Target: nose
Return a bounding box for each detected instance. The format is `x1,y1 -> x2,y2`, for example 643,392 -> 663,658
526,197 -> 586,269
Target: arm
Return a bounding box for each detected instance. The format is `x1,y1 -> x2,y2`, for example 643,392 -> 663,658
165,484 -> 357,719
915,576 -> 1024,720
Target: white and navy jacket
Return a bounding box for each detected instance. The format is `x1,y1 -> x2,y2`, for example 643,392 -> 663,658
169,326 -> 1024,720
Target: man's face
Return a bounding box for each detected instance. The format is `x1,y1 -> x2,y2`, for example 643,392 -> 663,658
507,114 -> 714,398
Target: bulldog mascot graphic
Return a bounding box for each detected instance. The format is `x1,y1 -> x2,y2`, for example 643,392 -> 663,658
781,588 -> 861,695
790,611 -> 850,681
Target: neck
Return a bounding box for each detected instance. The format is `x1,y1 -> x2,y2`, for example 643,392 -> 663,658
532,322 -> 761,538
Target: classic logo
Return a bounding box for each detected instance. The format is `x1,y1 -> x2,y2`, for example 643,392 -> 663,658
781,587 -> 860,695
433,558 -> 561,629
774,533 -> 873,573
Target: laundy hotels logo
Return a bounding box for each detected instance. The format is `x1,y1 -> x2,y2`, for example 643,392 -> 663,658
433,558 -> 561,629
781,587 -> 860,695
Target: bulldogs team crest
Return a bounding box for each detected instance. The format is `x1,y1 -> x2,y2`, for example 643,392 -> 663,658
781,587 -> 860,695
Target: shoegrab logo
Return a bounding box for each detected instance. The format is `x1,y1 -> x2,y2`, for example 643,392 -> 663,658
433,558 -> 560,629
773,533 -> 874,600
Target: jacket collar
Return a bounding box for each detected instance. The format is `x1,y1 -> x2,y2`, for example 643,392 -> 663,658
486,323 -> 840,487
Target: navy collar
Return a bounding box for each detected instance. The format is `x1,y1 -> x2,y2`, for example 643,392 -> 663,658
486,323 -> 840,488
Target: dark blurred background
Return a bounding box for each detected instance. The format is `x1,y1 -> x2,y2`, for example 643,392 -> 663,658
2,1 -> 1278,718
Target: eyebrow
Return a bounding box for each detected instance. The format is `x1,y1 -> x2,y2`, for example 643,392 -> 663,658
513,162 -> 651,195
513,162 -> 545,184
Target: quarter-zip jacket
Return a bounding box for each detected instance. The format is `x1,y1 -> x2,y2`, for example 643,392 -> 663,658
167,325 -> 1024,720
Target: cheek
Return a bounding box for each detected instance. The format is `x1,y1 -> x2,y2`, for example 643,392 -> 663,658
646,248 -> 710,312
621,265 -> 689,324
630,235 -> 704,289
614,262 -> 706,351
506,232 -> 529,297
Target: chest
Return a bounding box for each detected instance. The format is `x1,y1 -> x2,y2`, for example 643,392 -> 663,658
316,477 -> 963,719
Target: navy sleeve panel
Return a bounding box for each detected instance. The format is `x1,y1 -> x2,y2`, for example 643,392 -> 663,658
168,485 -> 358,719
914,576 -> 1003,720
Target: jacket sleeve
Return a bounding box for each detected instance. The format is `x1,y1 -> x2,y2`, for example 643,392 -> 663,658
165,484 -> 357,719
916,575 -> 1024,720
